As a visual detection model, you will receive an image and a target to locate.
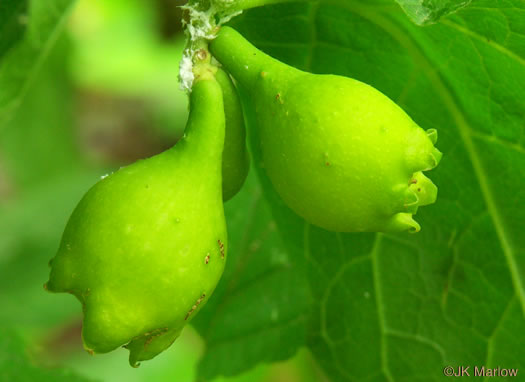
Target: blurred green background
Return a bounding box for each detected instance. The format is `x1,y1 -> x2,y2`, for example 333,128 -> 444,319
0,1 -> 325,381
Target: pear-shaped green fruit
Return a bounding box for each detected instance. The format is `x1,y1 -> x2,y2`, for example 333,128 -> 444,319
45,77 -> 227,367
216,67 -> 250,201
210,27 -> 442,233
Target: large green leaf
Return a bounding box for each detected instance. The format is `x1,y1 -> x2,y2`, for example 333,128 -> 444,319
203,0 -> 525,380
0,0 -> 75,128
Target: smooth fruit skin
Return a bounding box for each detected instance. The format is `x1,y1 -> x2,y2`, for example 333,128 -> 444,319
216,68 -> 250,201
210,27 -> 441,233
45,78 -> 227,366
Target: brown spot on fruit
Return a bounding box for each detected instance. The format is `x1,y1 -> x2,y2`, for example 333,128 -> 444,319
218,239 -> 225,259
144,328 -> 168,349
196,49 -> 208,61
205,254 -> 210,264
144,336 -> 153,348
185,293 -> 206,320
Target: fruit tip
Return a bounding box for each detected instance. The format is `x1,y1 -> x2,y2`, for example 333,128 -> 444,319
386,212 -> 421,233
426,128 -> 438,144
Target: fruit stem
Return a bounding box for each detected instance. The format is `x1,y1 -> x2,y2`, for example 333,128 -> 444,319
175,78 -> 225,160
192,40 -> 219,83
210,26 -> 300,90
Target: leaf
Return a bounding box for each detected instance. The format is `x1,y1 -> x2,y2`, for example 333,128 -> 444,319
193,171 -> 312,380
225,1 -> 525,381
0,0 -> 76,128
0,328 -> 93,382
394,0 -> 472,25
0,0 -> 29,58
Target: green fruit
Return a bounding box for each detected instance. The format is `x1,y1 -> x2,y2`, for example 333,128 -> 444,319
216,67 -> 250,201
210,27 -> 442,233
45,77 -> 227,366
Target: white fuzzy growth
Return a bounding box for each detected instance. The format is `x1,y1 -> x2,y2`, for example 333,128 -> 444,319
178,3 -> 243,92
179,50 -> 195,92
180,4 -> 217,41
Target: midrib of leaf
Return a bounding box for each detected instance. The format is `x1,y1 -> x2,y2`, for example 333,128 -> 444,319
370,234 -> 394,382
328,0 -> 525,317
306,1 -> 320,72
